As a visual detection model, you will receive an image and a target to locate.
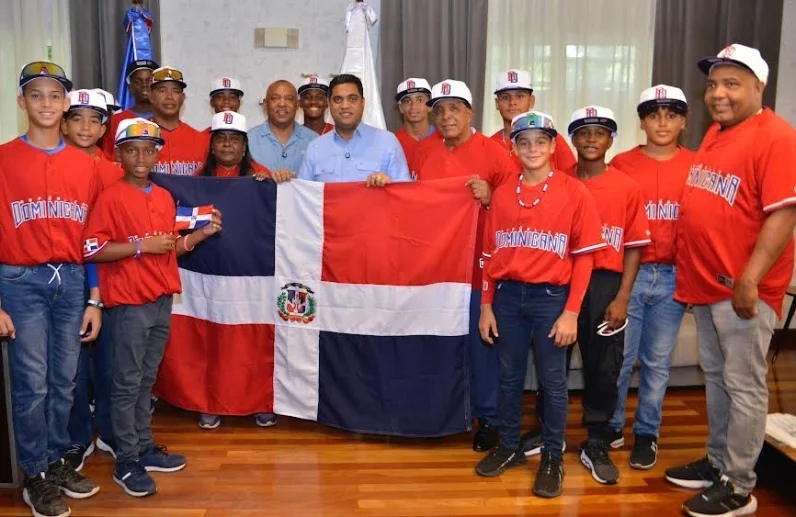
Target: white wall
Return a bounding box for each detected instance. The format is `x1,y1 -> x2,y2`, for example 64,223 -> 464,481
160,0 -> 381,130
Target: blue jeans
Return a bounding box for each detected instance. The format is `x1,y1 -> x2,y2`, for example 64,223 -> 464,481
67,319 -> 113,446
609,264 -> 686,437
0,263 -> 85,476
469,289 -> 499,425
493,281 -> 569,456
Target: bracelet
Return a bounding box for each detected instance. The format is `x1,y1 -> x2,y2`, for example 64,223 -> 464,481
135,240 -> 142,259
86,299 -> 105,310
182,234 -> 195,252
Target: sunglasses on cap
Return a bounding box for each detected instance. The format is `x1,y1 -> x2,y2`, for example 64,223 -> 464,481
19,61 -> 73,91
116,122 -> 165,147
151,67 -> 186,87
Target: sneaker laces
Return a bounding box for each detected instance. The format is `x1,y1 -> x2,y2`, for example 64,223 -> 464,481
701,478 -> 733,502
28,474 -> 60,501
150,445 -> 169,456
539,452 -> 561,477
64,444 -> 82,456
51,459 -> 84,483
586,440 -> 611,465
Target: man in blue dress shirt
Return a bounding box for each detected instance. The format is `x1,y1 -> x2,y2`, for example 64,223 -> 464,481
248,80 -> 318,179
298,74 -> 410,186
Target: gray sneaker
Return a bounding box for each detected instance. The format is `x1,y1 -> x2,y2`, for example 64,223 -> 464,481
47,458 -> 100,499
579,439 -> 619,485
22,473 -> 70,517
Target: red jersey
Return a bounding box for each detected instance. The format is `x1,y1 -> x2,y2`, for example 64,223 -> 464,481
0,138 -> 99,265
566,165 -> 651,272
490,130 -> 577,172
394,126 -> 434,171
611,146 -> 694,264
102,109 -> 141,157
96,155 -> 125,191
211,160 -> 271,178
413,131 -> 518,290
675,109 -> 796,316
151,121 -> 209,176
482,172 -> 605,305
83,181 -> 182,308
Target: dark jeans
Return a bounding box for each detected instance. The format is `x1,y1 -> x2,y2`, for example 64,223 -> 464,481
108,295 -> 172,464
0,263 -> 85,476
493,280 -> 569,456
469,289 -> 499,425
67,318 -> 113,446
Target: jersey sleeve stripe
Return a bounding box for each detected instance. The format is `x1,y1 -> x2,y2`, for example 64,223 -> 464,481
763,196 -> 796,213
83,240 -> 109,259
570,242 -> 607,255
625,239 -> 652,248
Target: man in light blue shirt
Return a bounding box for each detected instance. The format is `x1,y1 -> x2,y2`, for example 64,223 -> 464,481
248,80 -> 318,175
298,74 -> 410,186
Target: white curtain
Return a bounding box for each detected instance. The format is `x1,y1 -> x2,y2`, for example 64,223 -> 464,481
482,0 -> 656,159
0,0 -> 72,144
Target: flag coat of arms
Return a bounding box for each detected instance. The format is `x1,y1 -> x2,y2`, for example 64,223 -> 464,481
174,205 -> 214,230
151,175 -> 477,436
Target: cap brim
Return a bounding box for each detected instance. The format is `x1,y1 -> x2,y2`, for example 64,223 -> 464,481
494,86 -> 534,95
568,118 -> 618,138
210,127 -> 247,134
19,75 -> 73,93
510,127 -> 557,141
115,135 -> 165,148
637,99 -> 688,115
298,84 -> 329,96
427,96 -> 472,108
697,56 -> 756,78
66,105 -> 109,123
125,66 -> 156,83
210,88 -> 244,98
395,87 -> 431,102
151,79 -> 187,89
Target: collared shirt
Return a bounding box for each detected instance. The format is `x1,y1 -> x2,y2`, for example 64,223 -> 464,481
248,121 -> 318,173
298,123 -> 411,183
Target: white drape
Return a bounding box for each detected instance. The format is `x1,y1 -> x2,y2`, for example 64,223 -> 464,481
0,0 -> 72,144
482,0 -> 656,159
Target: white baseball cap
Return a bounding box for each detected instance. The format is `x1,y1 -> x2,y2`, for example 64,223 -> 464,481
298,75 -> 329,96
510,111 -> 557,141
637,85 -> 688,115
211,110 -> 247,133
395,77 -> 432,102
210,77 -> 243,98
115,118 -> 165,148
65,90 -> 109,122
698,43 -> 769,84
568,106 -> 618,138
427,79 -> 473,108
494,69 -> 533,94
90,88 -> 120,113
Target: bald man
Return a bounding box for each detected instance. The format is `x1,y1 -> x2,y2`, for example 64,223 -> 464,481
248,80 -> 318,174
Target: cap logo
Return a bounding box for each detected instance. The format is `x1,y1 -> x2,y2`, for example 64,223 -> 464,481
39,66 -> 49,75
655,87 -> 666,99
222,77 -> 231,88
142,128 -> 150,136
507,71 -> 518,83
585,107 -> 598,117
223,112 -> 234,124
406,79 -> 415,89
441,83 -> 451,95
721,45 -> 736,58
309,76 -> 318,84
78,91 -> 90,104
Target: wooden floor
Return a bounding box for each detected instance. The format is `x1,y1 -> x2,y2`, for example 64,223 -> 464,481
1,351 -> 795,516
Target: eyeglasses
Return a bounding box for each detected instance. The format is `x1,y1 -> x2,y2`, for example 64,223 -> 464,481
152,67 -> 184,83
20,61 -> 67,80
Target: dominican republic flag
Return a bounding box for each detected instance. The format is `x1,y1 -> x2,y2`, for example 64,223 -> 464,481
150,175 -> 477,436
174,205 -> 214,230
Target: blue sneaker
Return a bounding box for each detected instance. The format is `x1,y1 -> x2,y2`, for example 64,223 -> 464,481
139,445 -> 187,473
113,461 -> 156,498
198,413 -> 221,429
255,413 -> 278,427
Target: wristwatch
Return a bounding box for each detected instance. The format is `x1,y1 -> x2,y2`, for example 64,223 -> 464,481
86,299 -> 105,310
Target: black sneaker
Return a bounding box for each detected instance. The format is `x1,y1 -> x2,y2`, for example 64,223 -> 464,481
47,458 -> 100,499
472,419 -> 499,452
665,456 -> 720,489
579,439 -> 619,485
630,435 -> 658,470
606,428 -> 625,449
475,447 -> 526,477
22,473 -> 70,517
682,477 -> 757,517
63,441 -> 95,472
533,451 -> 564,498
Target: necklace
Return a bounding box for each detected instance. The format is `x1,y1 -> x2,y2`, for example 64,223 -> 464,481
516,170 -> 554,208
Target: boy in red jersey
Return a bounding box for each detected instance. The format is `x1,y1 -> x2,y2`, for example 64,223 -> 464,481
148,66 -> 209,175
102,59 -> 159,157
476,111 -> 604,498
83,118 -> 222,498
489,69 -> 576,171
413,79 -> 517,453
393,77 -> 434,169
0,61 -> 102,517
566,106 -> 650,486
607,85 -> 694,470
668,44 -> 796,517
